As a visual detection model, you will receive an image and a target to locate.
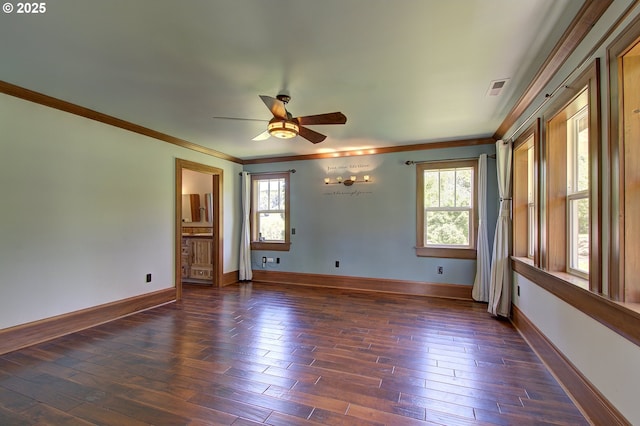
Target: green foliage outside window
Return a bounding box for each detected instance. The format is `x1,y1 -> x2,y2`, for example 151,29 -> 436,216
256,178 -> 286,242
423,167 -> 473,246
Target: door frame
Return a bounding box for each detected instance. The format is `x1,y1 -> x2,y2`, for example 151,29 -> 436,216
175,158 -> 223,299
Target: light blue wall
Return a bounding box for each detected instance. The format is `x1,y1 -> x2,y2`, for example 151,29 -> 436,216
245,143 -> 498,285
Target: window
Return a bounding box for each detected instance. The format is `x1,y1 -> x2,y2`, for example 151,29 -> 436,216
513,125 -> 538,264
416,159 -> 477,259
251,172 -> 291,251
566,107 -> 589,277
542,60 -> 600,290
527,145 -> 535,258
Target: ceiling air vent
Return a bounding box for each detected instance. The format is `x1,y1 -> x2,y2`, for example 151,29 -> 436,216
487,78 -> 509,96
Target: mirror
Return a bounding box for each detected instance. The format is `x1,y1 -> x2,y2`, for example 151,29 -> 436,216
204,192 -> 213,222
182,193 -> 213,223
181,194 -> 200,222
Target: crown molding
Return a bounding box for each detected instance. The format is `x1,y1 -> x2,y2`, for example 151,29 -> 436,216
0,81 -> 243,164
242,137 -> 496,165
494,0 -> 613,139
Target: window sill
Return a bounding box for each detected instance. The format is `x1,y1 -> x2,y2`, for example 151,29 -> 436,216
251,242 -> 291,252
415,247 -> 476,259
511,257 -> 640,348
512,256 -> 589,290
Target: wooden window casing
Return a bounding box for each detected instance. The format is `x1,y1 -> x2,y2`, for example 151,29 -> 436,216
513,122 -> 539,266
250,172 -> 291,251
540,60 -> 601,292
416,159 -> 478,259
510,36 -> 640,350
609,15 -> 640,302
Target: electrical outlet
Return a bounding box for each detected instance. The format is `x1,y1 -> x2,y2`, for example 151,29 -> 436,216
276,258 -> 280,264
262,257 -> 267,263
292,228 -> 296,235
335,261 -> 340,268
517,285 -> 520,296
437,266 -> 443,274
146,273 -> 152,283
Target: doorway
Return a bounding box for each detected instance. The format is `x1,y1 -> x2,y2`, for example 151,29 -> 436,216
175,159 -> 223,300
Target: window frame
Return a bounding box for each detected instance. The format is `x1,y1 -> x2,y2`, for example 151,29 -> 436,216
250,172 -> 291,251
513,121 -> 539,266
509,41 -> 640,350
415,159 -> 478,259
608,14 -> 640,303
565,106 -> 590,279
540,59 -> 601,291
527,144 -> 535,259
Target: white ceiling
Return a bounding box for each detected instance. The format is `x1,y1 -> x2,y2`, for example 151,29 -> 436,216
0,0 -> 583,161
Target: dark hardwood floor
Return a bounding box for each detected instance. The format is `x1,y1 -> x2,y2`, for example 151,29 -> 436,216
0,283 -> 588,425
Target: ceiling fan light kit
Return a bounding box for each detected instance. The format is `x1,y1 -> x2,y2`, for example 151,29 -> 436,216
267,119 -> 299,139
215,93 -> 346,144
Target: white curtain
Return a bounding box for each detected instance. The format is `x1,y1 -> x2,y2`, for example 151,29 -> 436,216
472,154 -> 490,302
488,140 -> 513,317
239,172 -> 252,281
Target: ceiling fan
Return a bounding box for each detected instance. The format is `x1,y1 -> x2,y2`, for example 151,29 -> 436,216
214,94 -> 347,144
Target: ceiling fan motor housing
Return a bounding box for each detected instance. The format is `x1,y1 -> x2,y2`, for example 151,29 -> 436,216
276,94 -> 291,104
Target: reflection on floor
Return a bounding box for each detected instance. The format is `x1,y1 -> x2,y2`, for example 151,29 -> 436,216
0,282 -> 588,425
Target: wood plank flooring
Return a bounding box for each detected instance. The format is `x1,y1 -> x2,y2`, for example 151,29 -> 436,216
0,283 -> 588,425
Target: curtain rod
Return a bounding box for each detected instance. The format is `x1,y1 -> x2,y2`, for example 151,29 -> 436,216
404,154 -> 495,165
239,169 -> 296,176
503,85 -> 569,143
503,37 -> 599,142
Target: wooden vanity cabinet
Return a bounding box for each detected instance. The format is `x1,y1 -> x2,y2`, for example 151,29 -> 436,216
181,235 -> 213,284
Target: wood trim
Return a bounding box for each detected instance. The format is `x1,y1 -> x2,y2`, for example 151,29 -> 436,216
221,270 -> 239,286
250,172 -> 291,248
214,173 -> 223,289
512,134 -> 532,258
0,289 -> 175,356
608,13 -> 640,302
544,101 -> 569,272
250,242 -> 292,251
175,159 -> 224,299
512,123 -> 539,265
589,60 -> 603,293
494,0 -> 613,139
540,60 -> 601,290
414,247 -> 477,259
511,304 -> 630,425
415,159 -> 478,256
251,270 -> 473,300
0,80 -> 243,164
243,137 -> 496,165
512,258 -> 640,347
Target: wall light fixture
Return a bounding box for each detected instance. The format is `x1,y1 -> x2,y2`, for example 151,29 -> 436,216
324,175 -> 370,186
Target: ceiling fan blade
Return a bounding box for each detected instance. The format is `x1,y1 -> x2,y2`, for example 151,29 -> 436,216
213,116 -> 268,122
295,112 -> 347,126
298,126 -> 327,144
252,130 -> 271,141
259,95 -> 287,119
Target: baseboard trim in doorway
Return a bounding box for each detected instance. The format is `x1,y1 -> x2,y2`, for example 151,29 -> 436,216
0,288 -> 176,355
222,270 -> 239,286
511,304 -> 629,425
251,270 -> 472,300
